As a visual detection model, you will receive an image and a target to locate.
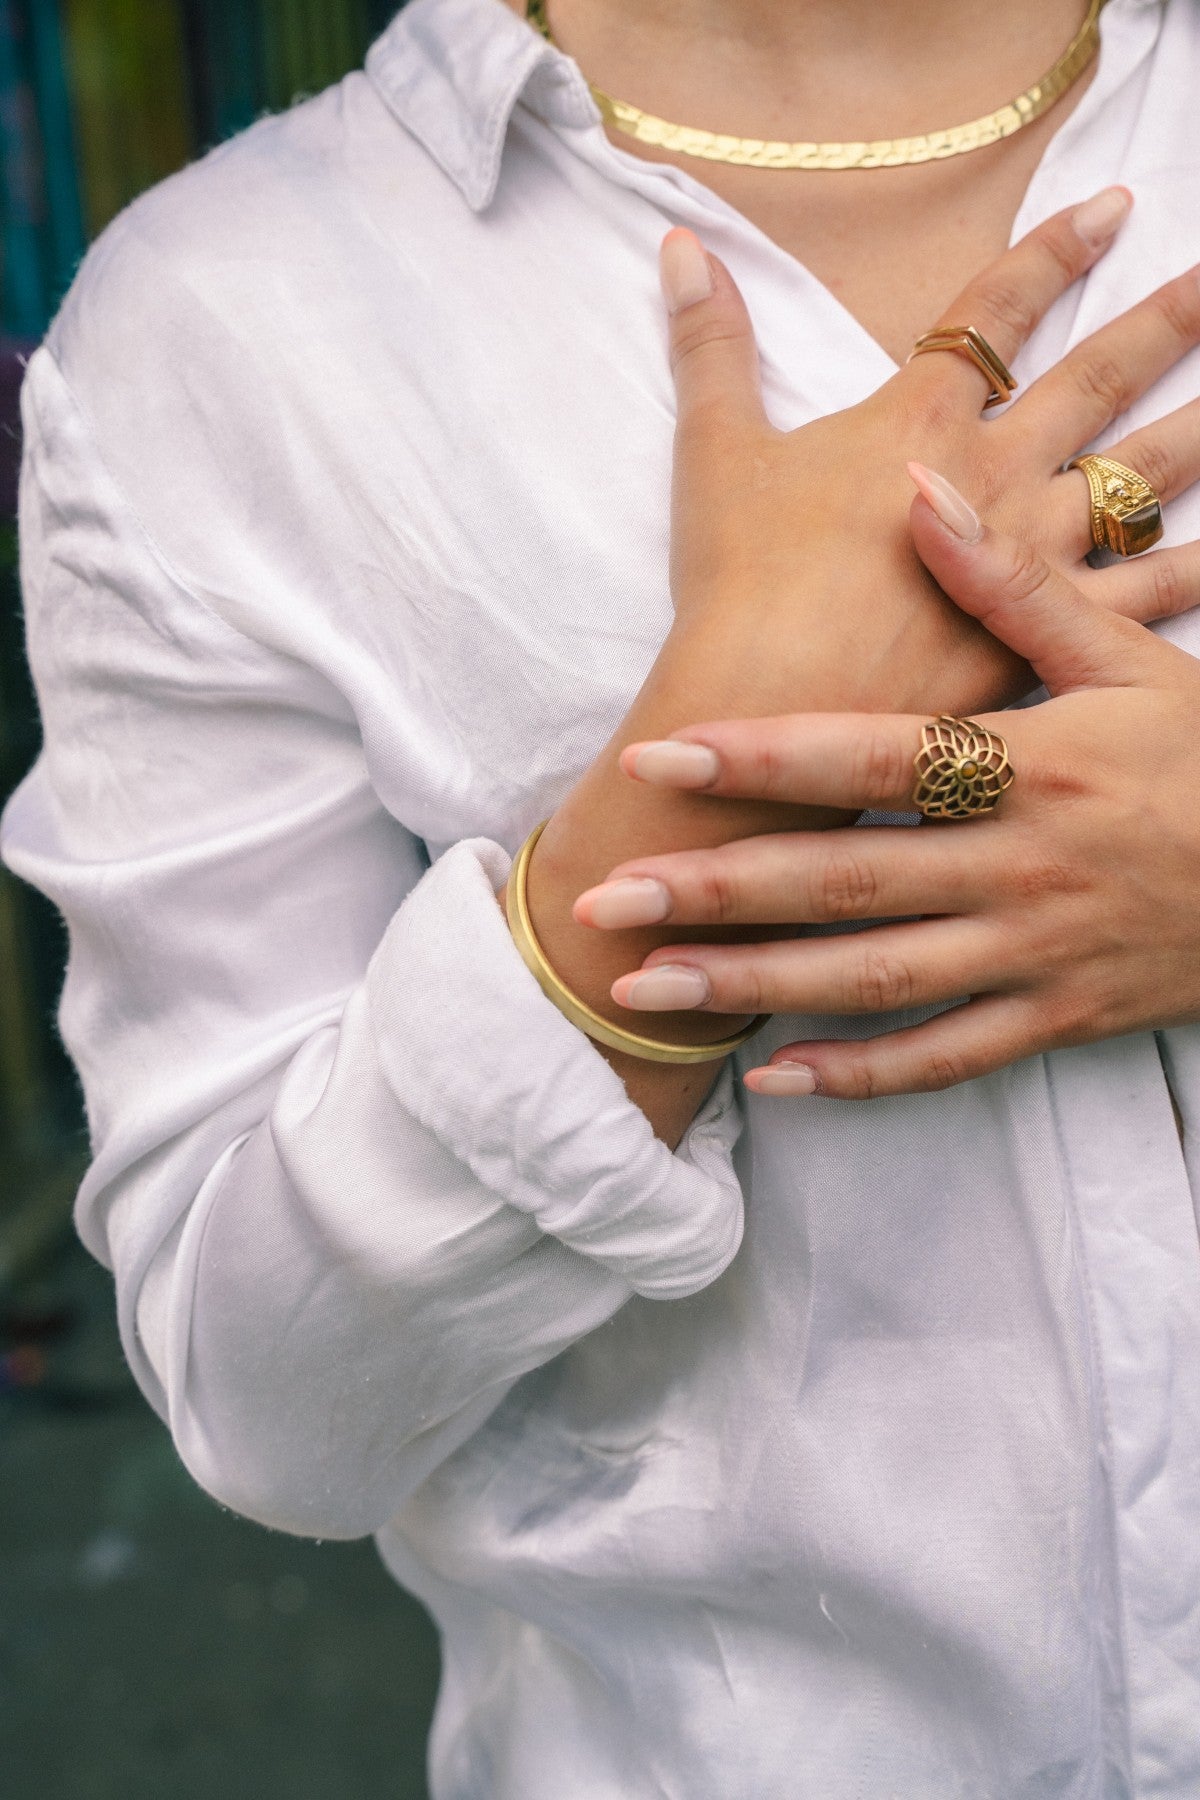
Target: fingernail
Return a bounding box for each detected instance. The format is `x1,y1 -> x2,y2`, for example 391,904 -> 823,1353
576,877 -> 672,928
1071,185 -> 1132,251
660,229 -> 714,315
626,740 -> 721,787
618,964 -> 712,1010
907,461 -> 984,544
747,1063 -> 818,1096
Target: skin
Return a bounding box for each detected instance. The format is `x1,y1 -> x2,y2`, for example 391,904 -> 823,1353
508,0 -> 1105,361
494,0 -> 1200,1145
591,495 -> 1200,1101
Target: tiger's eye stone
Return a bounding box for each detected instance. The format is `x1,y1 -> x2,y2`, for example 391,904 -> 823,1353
1111,501 -> 1164,558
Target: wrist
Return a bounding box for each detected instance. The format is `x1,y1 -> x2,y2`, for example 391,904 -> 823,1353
527,796 -> 762,1052
523,687 -> 845,1055
656,610 -> 902,719
659,587 -> 1031,719
506,819 -> 768,1064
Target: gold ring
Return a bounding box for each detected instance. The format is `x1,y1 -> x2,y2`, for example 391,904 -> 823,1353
912,716 -> 1015,820
1065,453 -> 1163,557
907,325 -> 1018,409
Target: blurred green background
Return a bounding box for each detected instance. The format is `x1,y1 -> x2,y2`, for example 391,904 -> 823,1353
0,5 -> 441,1796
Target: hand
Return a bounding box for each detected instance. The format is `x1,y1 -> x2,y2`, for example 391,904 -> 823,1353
502,194 -> 1200,1149
662,187 -> 1200,719
575,470 -> 1200,1098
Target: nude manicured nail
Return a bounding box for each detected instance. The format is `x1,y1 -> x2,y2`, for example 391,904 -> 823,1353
618,964 -> 712,1010
577,877 -> 672,928
907,462 -> 984,544
747,1063 -> 818,1096
627,740 -> 721,786
660,230 -> 714,314
1071,185 -> 1133,251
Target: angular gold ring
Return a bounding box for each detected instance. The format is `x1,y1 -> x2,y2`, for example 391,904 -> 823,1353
907,325 -> 1018,409
1065,453 -> 1164,557
912,716 -> 1015,820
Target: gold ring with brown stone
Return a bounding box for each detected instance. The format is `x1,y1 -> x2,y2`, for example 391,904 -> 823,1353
1066,453 -> 1164,558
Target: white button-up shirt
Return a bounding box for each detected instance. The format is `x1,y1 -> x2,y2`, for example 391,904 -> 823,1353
4,0 -> 1200,1789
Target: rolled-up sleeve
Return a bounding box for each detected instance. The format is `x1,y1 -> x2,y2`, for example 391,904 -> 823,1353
0,342 -> 745,1540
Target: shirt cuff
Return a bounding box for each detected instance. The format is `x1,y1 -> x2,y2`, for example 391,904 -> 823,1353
367,837 -> 746,1300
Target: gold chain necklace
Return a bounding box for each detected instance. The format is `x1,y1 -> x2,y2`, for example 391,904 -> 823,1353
525,0 -> 1108,171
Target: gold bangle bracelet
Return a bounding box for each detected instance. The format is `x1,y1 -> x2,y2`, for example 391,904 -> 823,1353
503,820 -> 770,1066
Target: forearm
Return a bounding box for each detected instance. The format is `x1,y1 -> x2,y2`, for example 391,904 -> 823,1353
88,838 -> 747,1538
170,1082 -> 629,1536
500,615 -> 878,1148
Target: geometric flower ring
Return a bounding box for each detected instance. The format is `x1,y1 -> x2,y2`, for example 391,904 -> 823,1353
911,715 -> 1015,820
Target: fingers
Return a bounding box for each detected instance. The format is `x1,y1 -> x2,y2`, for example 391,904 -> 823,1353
610,918 -> 1002,1018
660,227 -> 768,437
902,186 -> 1131,416
907,469 -> 1156,691
619,711 -> 950,812
1099,396 -> 1200,508
1017,263 -> 1200,462
742,995 -> 1039,1100
575,826 -> 992,931
1084,538 -> 1200,625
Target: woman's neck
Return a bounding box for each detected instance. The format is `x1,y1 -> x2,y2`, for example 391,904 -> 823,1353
507,0 -> 1094,143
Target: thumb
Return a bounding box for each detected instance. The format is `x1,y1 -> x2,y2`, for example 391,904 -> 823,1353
907,461 -> 1156,694
660,228 -> 768,437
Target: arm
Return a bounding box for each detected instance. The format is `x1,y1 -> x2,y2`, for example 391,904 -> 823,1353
0,347 -> 744,1538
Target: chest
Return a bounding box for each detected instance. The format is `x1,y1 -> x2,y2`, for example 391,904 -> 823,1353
605,111 -> 1072,366
323,154 -> 1200,849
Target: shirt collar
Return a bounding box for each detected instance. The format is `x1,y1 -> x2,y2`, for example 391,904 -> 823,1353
364,0 -> 597,212
364,0 -> 1167,215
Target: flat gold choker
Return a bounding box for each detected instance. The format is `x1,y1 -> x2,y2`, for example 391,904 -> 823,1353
525,0 -> 1108,170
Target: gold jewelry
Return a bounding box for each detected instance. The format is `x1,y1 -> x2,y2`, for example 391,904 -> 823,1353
504,820 -> 770,1064
525,0 -> 1107,172
907,326 -> 1018,409
912,717 -> 1015,820
1065,452 -> 1164,557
